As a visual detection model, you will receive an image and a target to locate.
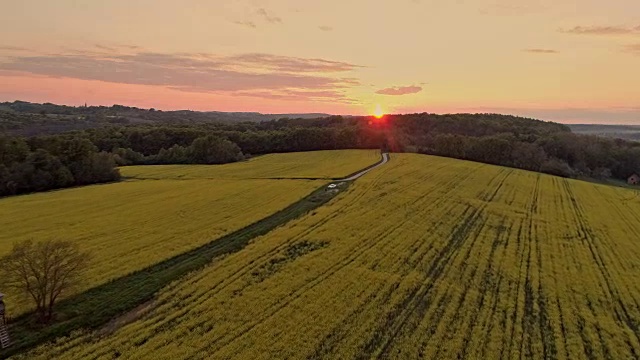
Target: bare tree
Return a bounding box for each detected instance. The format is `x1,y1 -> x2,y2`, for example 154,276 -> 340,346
0,239 -> 89,323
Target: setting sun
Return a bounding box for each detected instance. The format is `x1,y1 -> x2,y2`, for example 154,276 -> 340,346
373,104 -> 384,118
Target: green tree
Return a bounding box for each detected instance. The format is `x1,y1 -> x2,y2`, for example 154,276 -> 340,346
0,136 -> 29,166
155,145 -> 188,164
187,135 -> 244,164
72,152 -> 120,184
24,149 -> 74,191
112,147 -> 145,166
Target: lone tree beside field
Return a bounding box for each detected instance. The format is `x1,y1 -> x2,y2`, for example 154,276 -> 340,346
0,239 -> 90,324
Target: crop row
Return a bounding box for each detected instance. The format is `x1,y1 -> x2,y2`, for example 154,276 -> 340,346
17,154 -> 640,359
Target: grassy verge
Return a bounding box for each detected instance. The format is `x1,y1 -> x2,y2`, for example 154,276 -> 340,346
1,183 -> 347,359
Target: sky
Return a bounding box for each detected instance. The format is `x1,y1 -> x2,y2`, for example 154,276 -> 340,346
0,0 -> 639,124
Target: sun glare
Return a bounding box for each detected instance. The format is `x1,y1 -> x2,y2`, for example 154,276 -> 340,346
373,104 -> 384,118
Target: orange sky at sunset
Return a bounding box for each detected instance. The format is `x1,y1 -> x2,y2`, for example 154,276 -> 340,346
1,0 -> 639,123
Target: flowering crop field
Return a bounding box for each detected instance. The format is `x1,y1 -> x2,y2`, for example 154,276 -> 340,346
120,149 -> 380,180
0,150 -> 378,316
16,153 -> 640,359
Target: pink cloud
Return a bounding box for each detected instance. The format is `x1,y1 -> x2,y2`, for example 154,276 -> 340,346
234,89 -> 355,103
0,48 -> 363,103
0,72 -> 359,114
375,85 -> 422,96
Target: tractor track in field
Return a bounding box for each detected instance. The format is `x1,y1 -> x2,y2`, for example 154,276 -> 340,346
0,152 -> 390,360
200,158 -> 472,355
12,153 -> 640,359
148,154 -> 393,321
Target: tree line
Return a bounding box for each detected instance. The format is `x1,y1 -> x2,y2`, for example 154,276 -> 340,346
0,132 -> 249,196
2,111 -> 639,197
0,136 -> 120,197
387,114 -> 640,179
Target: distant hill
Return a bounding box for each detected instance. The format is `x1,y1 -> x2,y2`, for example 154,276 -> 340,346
569,124 -> 640,142
0,101 -> 331,136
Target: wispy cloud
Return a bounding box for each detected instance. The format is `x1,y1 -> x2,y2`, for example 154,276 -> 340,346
224,53 -> 362,73
94,44 -> 141,52
235,89 -> 356,103
94,44 -> 116,52
560,25 -> 640,35
624,44 -> 640,54
0,47 -> 362,103
233,8 -> 282,29
376,85 -> 422,96
234,20 -> 257,29
479,2 -> 549,16
523,48 -> 559,54
257,8 -> 282,24
0,45 -> 30,52
318,26 -> 333,32
120,44 -> 141,50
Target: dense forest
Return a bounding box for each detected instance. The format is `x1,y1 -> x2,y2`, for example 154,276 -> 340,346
0,136 -> 120,196
1,101 -> 640,197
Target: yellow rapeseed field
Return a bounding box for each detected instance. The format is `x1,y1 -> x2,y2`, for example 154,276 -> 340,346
16,153 -> 640,359
0,150 -> 379,316
121,149 -> 380,180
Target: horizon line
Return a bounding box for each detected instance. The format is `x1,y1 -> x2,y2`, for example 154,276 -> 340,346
2,98 -> 639,126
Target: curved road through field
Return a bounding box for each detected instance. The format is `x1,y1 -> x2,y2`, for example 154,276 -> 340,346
340,152 -> 389,181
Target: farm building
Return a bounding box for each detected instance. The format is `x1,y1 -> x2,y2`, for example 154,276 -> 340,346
629,173 -> 640,185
